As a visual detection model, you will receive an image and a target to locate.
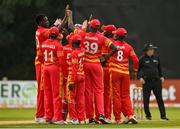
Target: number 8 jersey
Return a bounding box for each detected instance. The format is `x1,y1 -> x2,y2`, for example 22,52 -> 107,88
109,40 -> 139,75
83,32 -> 112,63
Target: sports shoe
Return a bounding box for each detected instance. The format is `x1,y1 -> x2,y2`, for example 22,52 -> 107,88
124,115 -> 138,124
99,114 -> 110,124
89,118 -> 97,124
35,117 -> 46,124
161,116 -> 169,120
71,120 -> 79,124
53,120 -> 65,125
79,121 -> 86,124
105,118 -> 112,123
146,116 -> 152,120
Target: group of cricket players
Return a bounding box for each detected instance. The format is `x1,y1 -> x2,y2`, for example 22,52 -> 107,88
34,6 -> 139,125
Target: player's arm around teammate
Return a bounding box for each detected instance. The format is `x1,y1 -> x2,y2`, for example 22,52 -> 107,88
109,28 -> 139,124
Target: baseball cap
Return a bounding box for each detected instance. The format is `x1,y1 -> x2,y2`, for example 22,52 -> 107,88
112,28 -> 127,36
89,19 -> 100,28
70,34 -> 82,43
101,25 -> 116,33
49,26 -> 59,36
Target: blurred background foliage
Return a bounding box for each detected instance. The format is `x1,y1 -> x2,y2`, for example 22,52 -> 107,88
0,0 -> 180,80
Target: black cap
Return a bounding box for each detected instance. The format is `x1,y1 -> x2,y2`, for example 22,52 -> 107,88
143,43 -> 158,52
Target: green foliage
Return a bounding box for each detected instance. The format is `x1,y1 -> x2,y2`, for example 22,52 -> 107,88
0,0 -> 70,80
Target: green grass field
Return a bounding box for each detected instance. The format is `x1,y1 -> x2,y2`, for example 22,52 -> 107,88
0,108 -> 180,128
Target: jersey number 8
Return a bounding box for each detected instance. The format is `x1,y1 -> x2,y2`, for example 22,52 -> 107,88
117,50 -> 123,61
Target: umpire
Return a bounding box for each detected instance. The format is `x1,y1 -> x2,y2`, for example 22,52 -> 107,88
137,44 -> 168,120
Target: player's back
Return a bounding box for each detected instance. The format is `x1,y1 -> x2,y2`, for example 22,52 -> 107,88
110,41 -> 133,74
83,32 -> 105,63
41,39 -> 62,65
71,48 -> 85,75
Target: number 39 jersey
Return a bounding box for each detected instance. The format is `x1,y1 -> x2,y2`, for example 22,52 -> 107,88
109,40 -> 139,75
83,32 -> 112,63
40,39 -> 64,66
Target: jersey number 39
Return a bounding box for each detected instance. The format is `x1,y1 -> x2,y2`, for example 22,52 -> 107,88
84,41 -> 98,54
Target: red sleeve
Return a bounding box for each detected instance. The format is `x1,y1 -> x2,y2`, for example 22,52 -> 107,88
38,42 -> 44,63
41,29 -> 50,40
69,51 -> 79,84
129,47 -> 139,71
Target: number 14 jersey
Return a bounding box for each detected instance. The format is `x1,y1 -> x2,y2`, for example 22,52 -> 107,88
83,32 -> 112,63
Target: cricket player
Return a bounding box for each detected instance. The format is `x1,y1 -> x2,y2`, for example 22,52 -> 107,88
68,34 -> 86,124
83,19 -> 117,124
61,33 -> 73,121
35,14 -> 50,123
110,28 -> 139,124
40,27 -> 64,124
101,25 -> 116,122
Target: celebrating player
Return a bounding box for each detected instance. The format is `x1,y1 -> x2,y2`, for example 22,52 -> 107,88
101,25 -> 117,123
35,14 -> 50,123
110,28 -> 139,124
68,34 -> 86,124
40,27 -> 64,124
83,19 -> 117,124
34,6 -> 70,123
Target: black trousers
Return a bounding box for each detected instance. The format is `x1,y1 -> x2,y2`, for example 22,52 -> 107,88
143,78 -> 166,118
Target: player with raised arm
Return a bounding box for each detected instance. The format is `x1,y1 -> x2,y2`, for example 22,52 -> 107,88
35,14 -> 50,123
110,28 -> 139,124
34,6 -> 70,123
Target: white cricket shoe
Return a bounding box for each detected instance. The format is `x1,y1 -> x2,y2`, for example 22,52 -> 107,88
35,117 -> 46,124
53,120 -> 65,125
69,120 -> 79,125
123,115 -> 138,124
79,121 -> 86,124
105,118 -> 112,123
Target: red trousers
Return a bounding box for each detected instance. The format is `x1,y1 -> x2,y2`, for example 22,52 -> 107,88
44,65 -> 62,121
62,77 -> 68,121
110,71 -> 133,121
68,75 -> 85,121
35,63 -> 44,118
103,68 -> 112,119
84,62 -> 104,119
